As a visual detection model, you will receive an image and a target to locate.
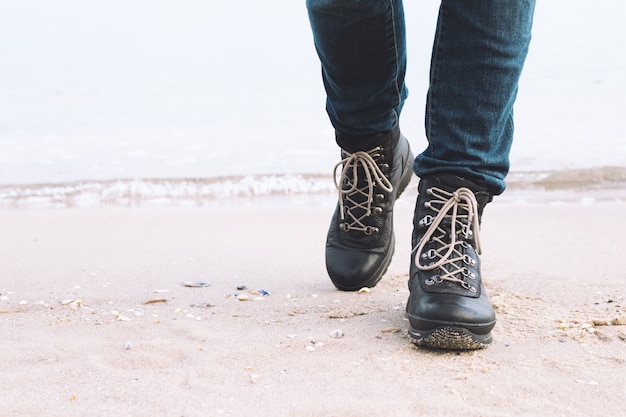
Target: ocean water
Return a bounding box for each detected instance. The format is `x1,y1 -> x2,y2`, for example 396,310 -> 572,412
0,0 -> 625,206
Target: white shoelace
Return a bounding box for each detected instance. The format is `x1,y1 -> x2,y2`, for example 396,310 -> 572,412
333,148 -> 393,234
413,186 -> 482,289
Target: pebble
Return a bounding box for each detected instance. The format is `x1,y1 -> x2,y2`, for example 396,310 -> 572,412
305,346 -> 316,352
124,342 -> 133,350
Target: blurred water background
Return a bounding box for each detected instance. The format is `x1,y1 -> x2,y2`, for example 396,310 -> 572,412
0,0 -> 624,206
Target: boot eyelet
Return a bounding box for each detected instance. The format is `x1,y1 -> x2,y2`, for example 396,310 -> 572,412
419,215 -> 433,227
364,226 -> 379,235
425,275 -> 442,285
372,207 -> 383,215
339,223 -> 350,232
461,267 -> 476,279
379,163 -> 390,173
375,194 -> 385,203
463,254 -> 476,266
461,281 -> 477,292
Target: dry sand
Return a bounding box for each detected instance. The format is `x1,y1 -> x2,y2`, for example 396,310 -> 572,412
1,190 -> 625,416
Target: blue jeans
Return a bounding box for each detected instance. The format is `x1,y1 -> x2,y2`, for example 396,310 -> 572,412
307,0 -> 535,194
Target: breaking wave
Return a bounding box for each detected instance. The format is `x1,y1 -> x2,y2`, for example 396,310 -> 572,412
1,167 -> 625,208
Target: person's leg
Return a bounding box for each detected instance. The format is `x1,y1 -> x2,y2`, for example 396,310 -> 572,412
307,0 -> 408,140
415,0 -> 536,194
407,0 -> 536,349
307,0 -> 414,290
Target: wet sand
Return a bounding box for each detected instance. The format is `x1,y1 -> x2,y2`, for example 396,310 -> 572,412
1,191 -> 625,416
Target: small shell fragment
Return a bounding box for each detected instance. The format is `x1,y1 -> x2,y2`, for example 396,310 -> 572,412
128,307 -> 144,316
61,299 -> 83,309
358,287 -> 371,294
612,316 -> 626,326
152,289 -> 170,294
250,289 -> 270,296
190,302 -> 216,308
183,281 -> 211,288
236,285 -> 247,291
381,327 -> 402,333
124,341 -> 133,350
329,329 -> 344,339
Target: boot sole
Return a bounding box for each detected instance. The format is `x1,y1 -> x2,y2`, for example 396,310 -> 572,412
409,326 -> 492,350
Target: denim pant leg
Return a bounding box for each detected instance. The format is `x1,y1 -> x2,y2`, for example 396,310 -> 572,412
306,0 -> 408,144
414,0 -> 536,195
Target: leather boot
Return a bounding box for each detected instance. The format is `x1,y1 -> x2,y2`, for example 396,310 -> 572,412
326,125 -> 414,291
406,174 -> 496,349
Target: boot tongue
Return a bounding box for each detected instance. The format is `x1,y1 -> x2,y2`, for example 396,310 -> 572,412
419,174 -> 493,217
430,174 -> 487,193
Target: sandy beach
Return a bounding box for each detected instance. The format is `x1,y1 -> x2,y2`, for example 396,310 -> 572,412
1,186 -> 624,417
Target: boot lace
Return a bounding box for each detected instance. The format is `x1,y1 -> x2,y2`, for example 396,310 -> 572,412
412,186 -> 482,291
333,148 -> 393,235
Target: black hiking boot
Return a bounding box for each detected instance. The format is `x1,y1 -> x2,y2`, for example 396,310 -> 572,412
326,125 -> 414,291
406,174 -> 496,350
